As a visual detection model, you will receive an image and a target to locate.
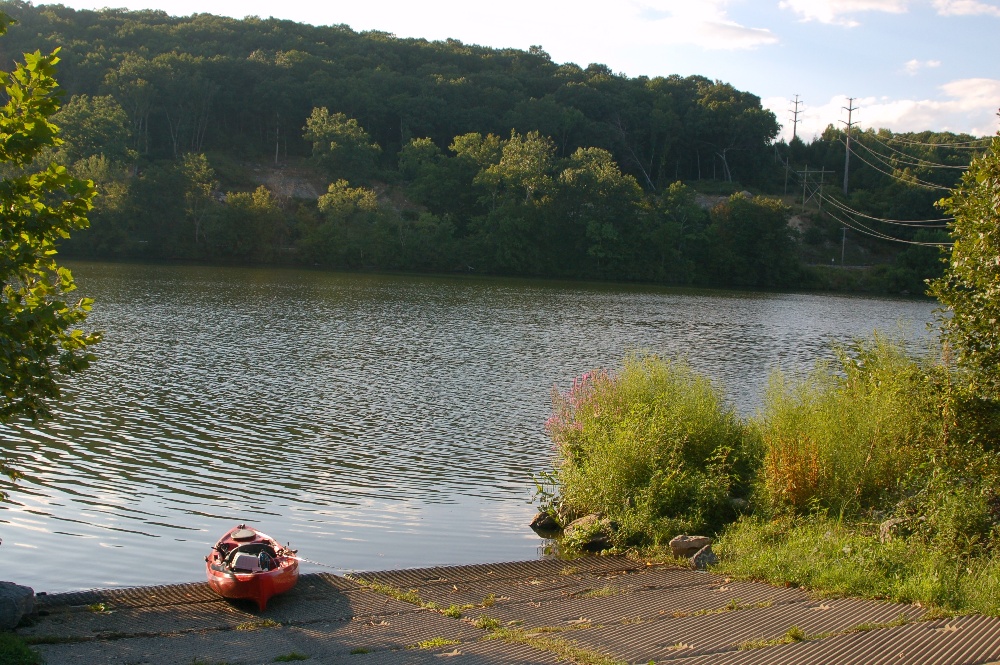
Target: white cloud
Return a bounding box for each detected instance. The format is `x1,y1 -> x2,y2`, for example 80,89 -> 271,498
630,1 -> 779,49
779,0 -> 909,26
932,0 -> 1000,17
904,58 -> 942,75
766,81 -> 1000,141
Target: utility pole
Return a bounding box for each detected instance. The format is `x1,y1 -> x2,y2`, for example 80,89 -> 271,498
798,165 -> 830,209
789,94 -> 802,141
274,112 -> 280,165
841,97 -> 857,195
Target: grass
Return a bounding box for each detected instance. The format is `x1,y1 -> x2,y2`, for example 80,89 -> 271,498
442,604 -> 464,618
411,637 -> 460,649
235,619 -> 280,631
738,625 -> 807,650
0,633 -> 42,665
670,599 -> 772,618
755,337 -> 939,516
472,615 -> 502,631
348,577 -> 423,606
578,585 -> 618,599
715,514 -> 1000,614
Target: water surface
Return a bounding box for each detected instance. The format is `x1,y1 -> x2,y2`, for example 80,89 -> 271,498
0,263 -> 935,592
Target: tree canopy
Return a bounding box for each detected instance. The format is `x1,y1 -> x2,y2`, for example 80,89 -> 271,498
0,9 -> 100,495
930,135 -> 1000,398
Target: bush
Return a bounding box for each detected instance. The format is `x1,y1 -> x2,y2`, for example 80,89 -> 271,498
547,354 -> 756,545
755,336 -> 941,517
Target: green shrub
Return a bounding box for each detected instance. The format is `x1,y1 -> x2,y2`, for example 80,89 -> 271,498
755,336 -> 941,517
547,354 -> 756,545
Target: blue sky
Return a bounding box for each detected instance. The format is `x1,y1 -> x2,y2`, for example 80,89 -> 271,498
38,0 -> 1000,142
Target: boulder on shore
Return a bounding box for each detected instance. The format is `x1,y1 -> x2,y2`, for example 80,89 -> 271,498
529,511 -> 561,534
669,534 -> 712,559
690,545 -> 719,570
0,581 -> 35,630
563,514 -> 615,552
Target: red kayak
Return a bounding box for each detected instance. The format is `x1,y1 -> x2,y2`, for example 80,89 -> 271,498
205,524 -> 299,610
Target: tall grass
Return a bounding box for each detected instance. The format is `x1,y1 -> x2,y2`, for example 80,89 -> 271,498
755,336 -> 942,517
547,354 -> 756,545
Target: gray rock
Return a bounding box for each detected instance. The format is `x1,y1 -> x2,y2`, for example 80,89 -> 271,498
529,511 -> 560,534
0,581 -> 35,630
690,545 -> 719,570
669,534 -> 712,559
563,514 -> 614,552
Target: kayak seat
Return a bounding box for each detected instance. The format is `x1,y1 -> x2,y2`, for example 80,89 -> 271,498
226,543 -> 279,572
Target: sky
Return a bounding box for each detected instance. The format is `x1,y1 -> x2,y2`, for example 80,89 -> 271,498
36,0 -> 1000,142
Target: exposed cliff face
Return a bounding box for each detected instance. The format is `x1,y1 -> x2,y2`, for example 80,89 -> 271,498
247,162 -> 326,200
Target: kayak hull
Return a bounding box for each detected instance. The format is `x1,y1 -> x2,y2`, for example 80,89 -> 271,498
205,525 -> 298,611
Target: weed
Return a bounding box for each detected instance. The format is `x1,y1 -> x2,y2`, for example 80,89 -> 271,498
481,593 -> 496,607
579,585 -> 618,598
348,648 -> 370,655
670,598 -> 771,619
86,602 -> 108,613
785,625 -> 806,642
756,337 -> 939,517
273,653 -> 309,662
472,615 -> 501,631
442,605 -> 463,618
235,619 -> 280,631
737,625 -> 807,651
411,638 -> 460,649
349,577 -> 423,606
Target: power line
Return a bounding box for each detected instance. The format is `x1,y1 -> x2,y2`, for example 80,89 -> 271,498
883,135 -> 992,149
848,139 -> 965,181
821,195 -> 951,227
819,202 -> 953,246
840,138 -> 953,190
854,132 -> 969,170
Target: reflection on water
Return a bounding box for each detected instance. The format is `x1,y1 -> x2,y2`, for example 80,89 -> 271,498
0,262 -> 935,591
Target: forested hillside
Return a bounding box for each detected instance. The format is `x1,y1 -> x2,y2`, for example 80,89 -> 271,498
0,1 -> 985,290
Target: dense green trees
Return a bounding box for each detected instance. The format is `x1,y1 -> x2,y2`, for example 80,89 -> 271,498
0,11 -> 99,494
930,135 -> 1000,398
0,2 -> 977,291
303,108 -> 381,181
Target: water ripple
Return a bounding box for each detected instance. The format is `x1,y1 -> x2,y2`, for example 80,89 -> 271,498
0,263 -> 934,591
